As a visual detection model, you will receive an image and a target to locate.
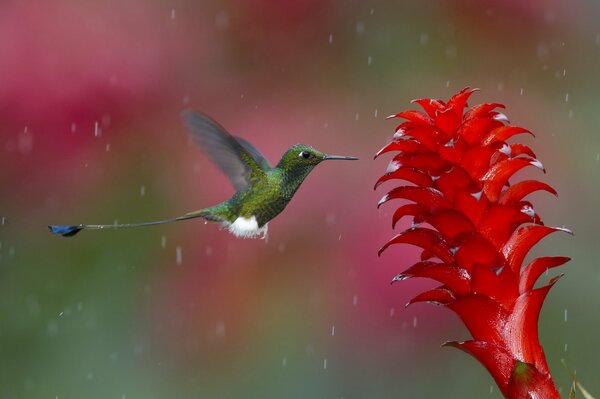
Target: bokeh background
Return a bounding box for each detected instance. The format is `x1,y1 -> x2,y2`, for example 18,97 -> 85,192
1,0 -> 599,398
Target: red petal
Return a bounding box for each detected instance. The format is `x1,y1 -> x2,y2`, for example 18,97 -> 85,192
482,158 -> 542,202
448,294 -> 507,343
447,87 -> 477,118
392,152 -> 452,176
519,256 -> 570,294
374,139 -> 427,158
453,232 -> 501,272
453,189 -> 489,226
435,107 -> 461,135
388,110 -> 434,125
509,143 -> 537,158
499,180 -> 557,206
391,204 -> 423,228
478,204 -> 535,249
425,209 -> 475,242
397,261 -> 470,295
401,125 -> 445,151
465,102 -> 505,120
460,146 -> 499,181
406,286 -> 455,306
482,126 -> 533,146
374,167 -> 433,189
378,186 -> 450,210
435,166 -> 477,203
378,227 -> 453,263
444,340 -> 514,395
507,361 -> 559,399
471,265 -> 519,310
458,117 -> 500,145
411,98 -> 446,117
503,226 -> 572,275
506,280 -> 560,373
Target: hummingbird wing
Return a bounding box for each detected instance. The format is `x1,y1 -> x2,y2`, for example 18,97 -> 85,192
234,136 -> 272,171
182,110 -> 268,191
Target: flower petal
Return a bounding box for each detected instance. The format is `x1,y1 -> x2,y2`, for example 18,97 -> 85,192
396,261 -> 470,294
406,286 -> 455,306
444,340 -> 515,395
499,180 -> 557,206
503,225 -> 572,275
519,256 -> 571,294
378,227 -> 453,263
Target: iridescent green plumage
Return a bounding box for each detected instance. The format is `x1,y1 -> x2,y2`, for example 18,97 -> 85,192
49,111 -> 358,238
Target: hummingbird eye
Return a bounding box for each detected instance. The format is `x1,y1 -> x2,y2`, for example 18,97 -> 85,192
299,151 -> 312,159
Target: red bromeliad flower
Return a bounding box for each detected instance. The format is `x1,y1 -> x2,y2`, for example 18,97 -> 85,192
375,88 -> 571,398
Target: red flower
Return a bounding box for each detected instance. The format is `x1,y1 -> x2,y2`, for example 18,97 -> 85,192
376,88 -> 570,398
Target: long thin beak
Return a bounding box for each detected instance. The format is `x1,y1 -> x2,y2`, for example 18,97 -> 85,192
323,155 -> 359,161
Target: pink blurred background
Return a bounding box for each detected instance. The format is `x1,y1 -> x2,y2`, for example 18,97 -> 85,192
2,0 -> 599,397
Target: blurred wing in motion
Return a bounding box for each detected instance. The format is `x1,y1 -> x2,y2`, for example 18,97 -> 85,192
182,110 -> 269,191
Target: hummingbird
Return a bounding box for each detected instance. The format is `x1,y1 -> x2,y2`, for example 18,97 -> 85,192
49,110 -> 358,239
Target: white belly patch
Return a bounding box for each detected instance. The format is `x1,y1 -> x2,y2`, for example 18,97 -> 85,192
225,216 -> 268,239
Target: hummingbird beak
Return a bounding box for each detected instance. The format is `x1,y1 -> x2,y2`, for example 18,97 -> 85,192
323,154 -> 359,161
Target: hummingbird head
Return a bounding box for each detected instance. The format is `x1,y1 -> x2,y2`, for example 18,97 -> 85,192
276,144 -> 358,175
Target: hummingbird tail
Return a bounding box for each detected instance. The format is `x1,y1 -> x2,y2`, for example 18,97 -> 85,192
48,225 -> 84,237
49,209 -> 217,238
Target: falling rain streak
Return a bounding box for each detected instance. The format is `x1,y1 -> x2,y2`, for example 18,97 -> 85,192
176,246 -> 182,265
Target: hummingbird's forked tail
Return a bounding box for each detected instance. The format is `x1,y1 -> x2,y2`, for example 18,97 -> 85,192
49,209 -> 219,238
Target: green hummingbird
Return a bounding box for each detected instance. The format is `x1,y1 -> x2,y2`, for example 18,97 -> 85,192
49,110 -> 358,239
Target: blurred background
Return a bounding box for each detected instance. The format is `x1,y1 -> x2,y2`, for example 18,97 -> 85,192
1,0 -> 599,397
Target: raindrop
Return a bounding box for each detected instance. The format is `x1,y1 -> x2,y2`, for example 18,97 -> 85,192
352,295 -> 358,306
419,33 -> 429,45
215,11 -> 230,30
338,234 -> 342,241
564,308 -> 568,322
282,357 -> 287,367
160,235 -> 167,248
1,216 -> 5,226
71,123 -> 77,133
331,325 -> 335,336
58,311 -> 64,317
18,127 -> 33,154
565,93 -> 569,102
389,307 -> 395,317
328,33 -> 333,44
568,109 -> 573,118
47,320 -> 58,336
520,88 -> 524,95
183,95 -> 190,105
370,8 -> 374,15
170,8 -> 176,19
374,109 -> 378,118
176,246 -> 183,265
94,121 -> 101,137
140,185 -> 146,197
413,316 -> 418,328
323,358 -> 327,369
105,144 -> 111,152
490,385 -> 494,393
206,246 -> 213,256
563,69 -> 567,77
325,212 -> 336,225
356,21 -> 365,35
355,112 -> 359,121
446,80 -> 450,87
216,320 -> 226,337
596,154 -> 599,161
564,343 -> 568,352
367,55 -> 372,65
